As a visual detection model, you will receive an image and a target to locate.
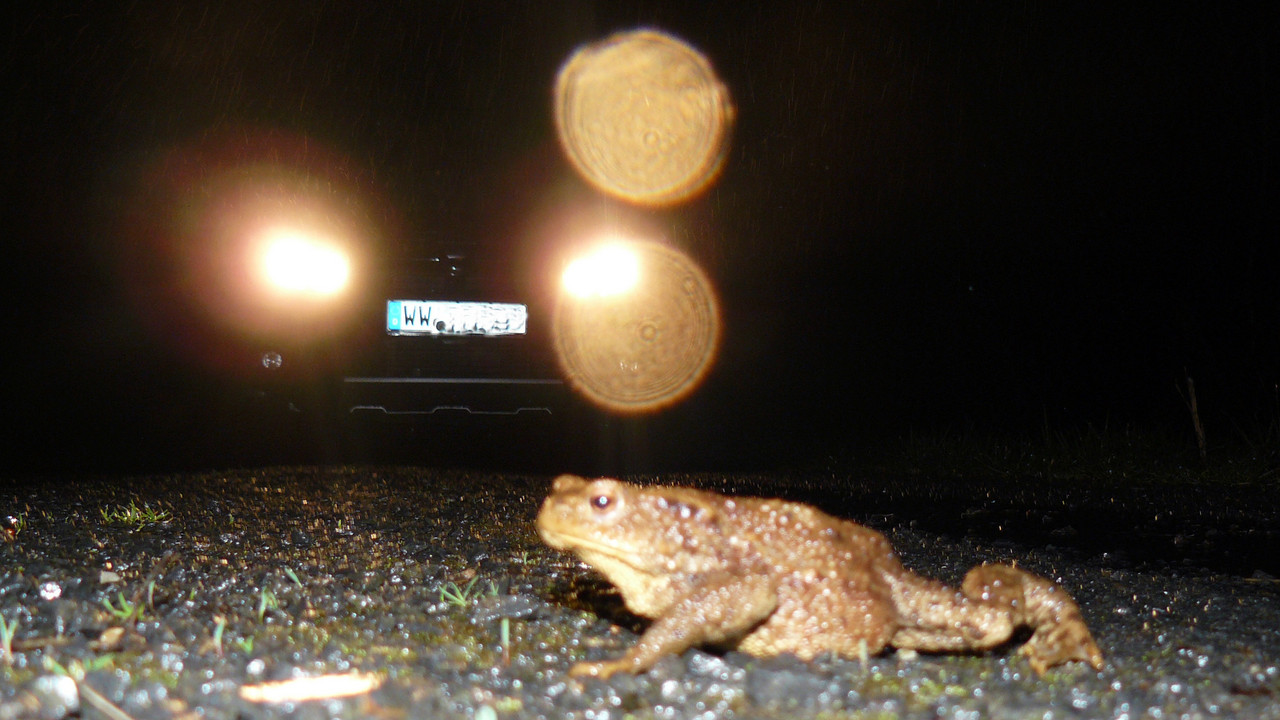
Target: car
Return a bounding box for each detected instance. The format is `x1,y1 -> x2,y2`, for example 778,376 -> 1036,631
230,228 -> 727,470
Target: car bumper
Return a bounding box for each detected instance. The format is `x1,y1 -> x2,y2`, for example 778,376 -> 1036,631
340,375 -> 568,418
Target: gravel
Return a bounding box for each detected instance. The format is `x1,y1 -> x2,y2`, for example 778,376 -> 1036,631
2,467 -> 1279,719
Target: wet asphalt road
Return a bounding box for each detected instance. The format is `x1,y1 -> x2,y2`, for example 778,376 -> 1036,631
2,466 -> 1279,719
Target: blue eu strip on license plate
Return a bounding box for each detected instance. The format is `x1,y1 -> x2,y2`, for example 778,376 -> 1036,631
387,300 -> 528,336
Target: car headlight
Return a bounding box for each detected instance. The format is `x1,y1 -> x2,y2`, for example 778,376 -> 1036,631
561,242 -> 640,298
257,228 -> 351,297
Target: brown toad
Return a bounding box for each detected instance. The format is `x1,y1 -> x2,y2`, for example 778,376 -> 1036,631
537,474 -> 1104,678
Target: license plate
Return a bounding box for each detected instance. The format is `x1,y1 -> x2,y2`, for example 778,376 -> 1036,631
386,300 -> 528,336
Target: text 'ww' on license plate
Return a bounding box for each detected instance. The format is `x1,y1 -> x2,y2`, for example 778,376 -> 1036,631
386,300 -> 528,336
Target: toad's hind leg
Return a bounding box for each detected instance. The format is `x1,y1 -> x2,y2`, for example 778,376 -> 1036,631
961,563 -> 1104,674
887,574 -> 1019,655
887,564 -> 1103,675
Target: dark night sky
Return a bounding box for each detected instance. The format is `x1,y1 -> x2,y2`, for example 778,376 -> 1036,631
3,2 -> 1275,469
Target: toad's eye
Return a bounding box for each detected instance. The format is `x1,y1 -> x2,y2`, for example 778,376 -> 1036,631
590,494 -> 612,511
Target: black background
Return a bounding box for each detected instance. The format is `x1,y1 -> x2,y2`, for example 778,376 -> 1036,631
3,2 -> 1274,471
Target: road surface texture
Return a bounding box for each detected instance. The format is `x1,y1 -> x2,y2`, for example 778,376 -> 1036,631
2,466 -> 1278,719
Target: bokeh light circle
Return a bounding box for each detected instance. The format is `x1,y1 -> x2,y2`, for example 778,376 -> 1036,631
554,29 -> 734,206
554,240 -> 720,413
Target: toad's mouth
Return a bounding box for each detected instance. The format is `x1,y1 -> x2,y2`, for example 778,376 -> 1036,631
537,525 -> 649,569
538,525 -> 624,555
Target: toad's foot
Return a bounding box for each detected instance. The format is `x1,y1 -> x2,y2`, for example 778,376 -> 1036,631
962,563 -> 1104,674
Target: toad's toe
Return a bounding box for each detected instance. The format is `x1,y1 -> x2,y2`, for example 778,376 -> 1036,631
1022,620 -> 1104,675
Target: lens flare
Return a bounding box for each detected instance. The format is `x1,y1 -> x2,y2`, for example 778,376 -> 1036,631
554,240 -> 719,413
554,29 -> 734,206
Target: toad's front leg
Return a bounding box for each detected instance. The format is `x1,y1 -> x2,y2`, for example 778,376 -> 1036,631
571,572 -> 778,679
